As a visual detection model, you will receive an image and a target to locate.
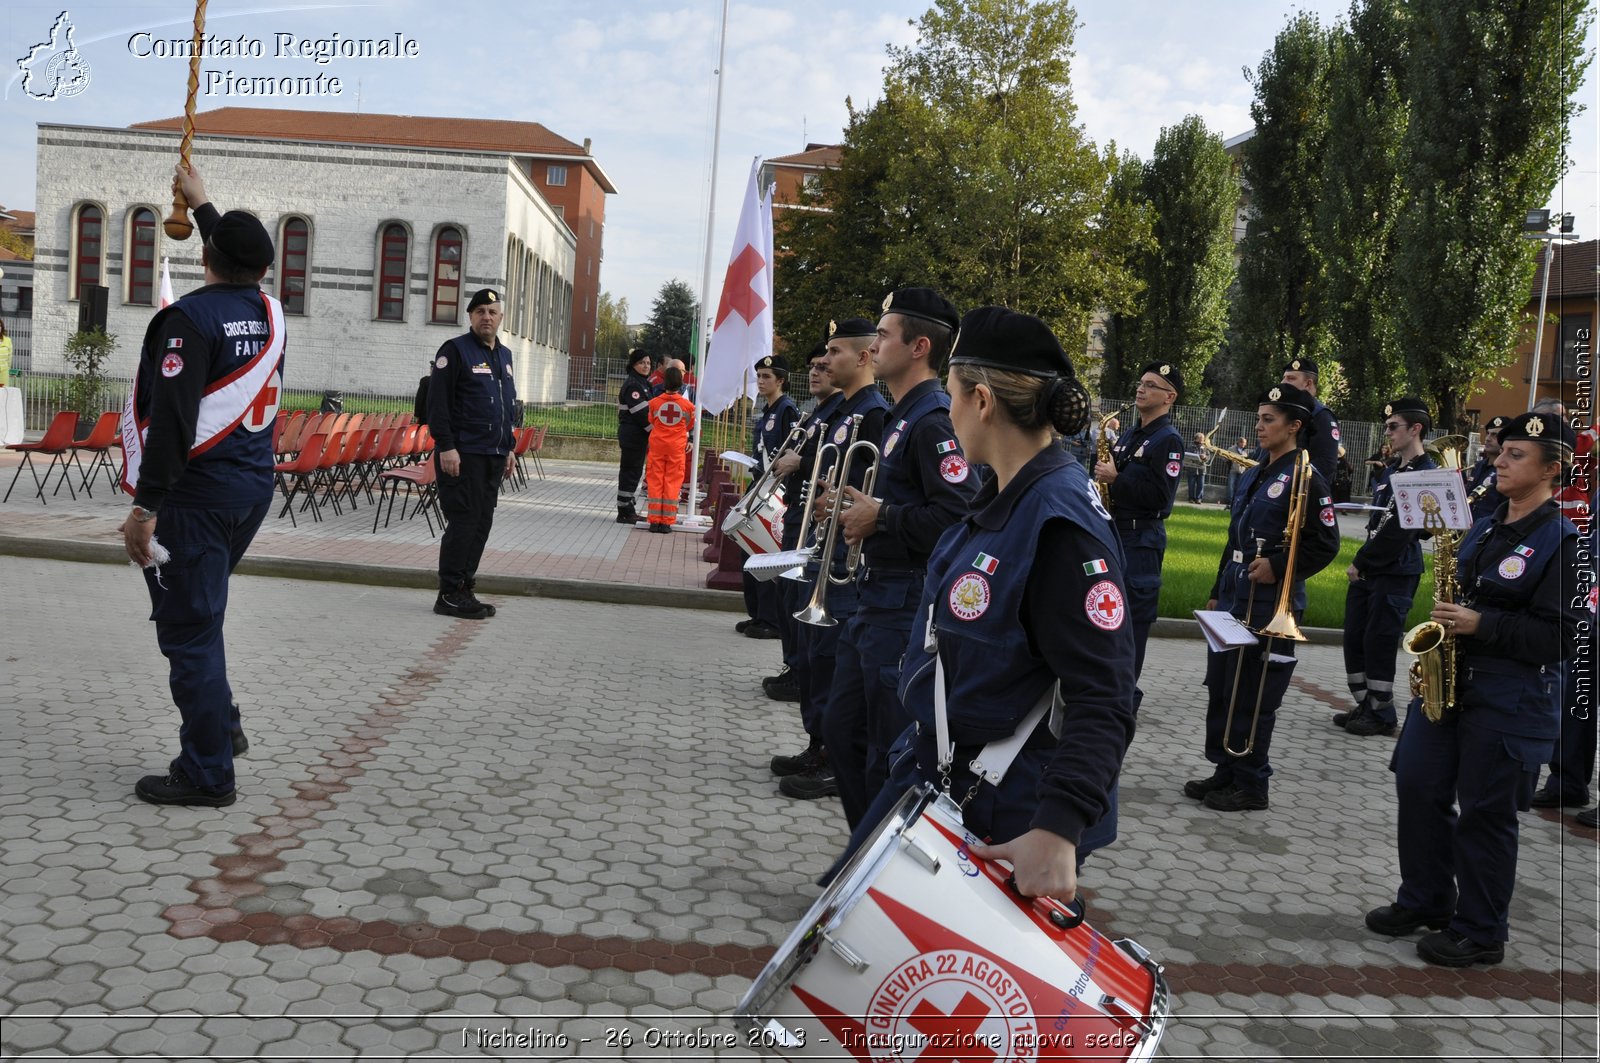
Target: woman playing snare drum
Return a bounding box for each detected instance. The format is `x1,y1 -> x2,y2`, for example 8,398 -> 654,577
846,307 -> 1138,904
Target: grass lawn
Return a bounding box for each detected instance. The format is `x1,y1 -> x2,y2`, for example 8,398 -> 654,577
1159,505 -> 1434,630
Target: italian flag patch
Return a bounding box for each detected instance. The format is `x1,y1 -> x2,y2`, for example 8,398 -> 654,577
1514,544 -> 1535,558
1083,558 -> 1109,575
973,552 -> 1000,575
936,439 -> 959,454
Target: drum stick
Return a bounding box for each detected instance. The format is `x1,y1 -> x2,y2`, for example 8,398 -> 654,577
163,0 -> 209,239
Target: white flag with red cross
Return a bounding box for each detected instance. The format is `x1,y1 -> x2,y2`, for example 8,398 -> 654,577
700,158 -> 773,416
158,257 -> 175,309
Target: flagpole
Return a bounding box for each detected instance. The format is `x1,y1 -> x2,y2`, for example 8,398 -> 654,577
685,0 -> 730,524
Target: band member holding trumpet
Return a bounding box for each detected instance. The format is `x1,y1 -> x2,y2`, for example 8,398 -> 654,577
779,318 -> 889,801
1093,361 -> 1185,708
1368,412 -> 1581,966
767,343 -> 841,763
1186,383 -> 1339,812
821,288 -> 977,830
836,307 -> 1134,901
1338,398 -> 1436,738
738,355 -> 799,640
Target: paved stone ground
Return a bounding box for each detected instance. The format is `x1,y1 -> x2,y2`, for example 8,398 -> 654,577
1,553 -> 1596,1061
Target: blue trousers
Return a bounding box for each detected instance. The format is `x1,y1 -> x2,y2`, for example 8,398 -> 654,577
1542,655 -> 1598,803
142,501 -> 269,794
825,599 -> 916,831
1392,699 -> 1551,944
1343,573 -> 1419,725
797,573 -> 858,747
1115,523 -> 1165,710
1203,639 -> 1297,794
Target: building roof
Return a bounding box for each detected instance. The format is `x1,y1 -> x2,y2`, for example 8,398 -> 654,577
0,207 -> 34,232
131,107 -> 617,193
1529,238 -> 1600,301
0,247 -> 22,261
767,143 -> 843,169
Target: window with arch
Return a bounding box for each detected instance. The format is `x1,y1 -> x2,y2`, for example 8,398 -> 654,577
504,236 -> 522,335
126,207 -> 158,305
430,226 -> 463,324
73,204 -> 104,299
279,217 -> 310,314
377,223 -> 409,321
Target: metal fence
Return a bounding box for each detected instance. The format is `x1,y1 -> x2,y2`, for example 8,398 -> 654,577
1,312 -> 30,373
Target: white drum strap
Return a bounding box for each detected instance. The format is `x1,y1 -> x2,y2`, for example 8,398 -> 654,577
933,651 -> 1060,795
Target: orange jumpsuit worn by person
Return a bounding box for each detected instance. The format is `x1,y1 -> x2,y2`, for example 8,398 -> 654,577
646,390 -> 696,527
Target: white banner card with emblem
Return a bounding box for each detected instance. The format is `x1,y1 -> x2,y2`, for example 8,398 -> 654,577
1388,468 -> 1471,530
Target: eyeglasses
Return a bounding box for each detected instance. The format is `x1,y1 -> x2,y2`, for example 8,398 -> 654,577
1135,381 -> 1174,395
1382,421 -> 1407,434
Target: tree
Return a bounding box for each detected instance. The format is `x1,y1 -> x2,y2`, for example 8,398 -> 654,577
595,290 -> 634,363
639,279 -> 698,368
1232,12 -> 1333,378
775,0 -> 1151,370
1095,149 -> 1149,400
1392,0 -> 1593,425
1120,115 -> 1236,408
1313,0 -> 1409,419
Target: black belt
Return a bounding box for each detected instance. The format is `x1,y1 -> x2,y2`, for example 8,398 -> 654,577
1115,516 -> 1163,530
861,565 -> 924,582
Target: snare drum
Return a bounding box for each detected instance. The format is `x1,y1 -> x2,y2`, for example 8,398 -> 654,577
736,784 -> 1169,1061
722,490 -> 787,556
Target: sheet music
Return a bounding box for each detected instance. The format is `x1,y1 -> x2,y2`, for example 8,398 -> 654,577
1194,610 -> 1258,653
1389,469 -> 1471,530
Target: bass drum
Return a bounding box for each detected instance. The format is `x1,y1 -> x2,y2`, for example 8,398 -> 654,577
736,784 -> 1169,1061
721,488 -> 786,556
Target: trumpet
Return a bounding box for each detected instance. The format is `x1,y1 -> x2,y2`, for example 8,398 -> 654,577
1096,404 -> 1130,511
1222,449 -> 1310,757
794,416 -> 881,627
1199,409 -> 1258,471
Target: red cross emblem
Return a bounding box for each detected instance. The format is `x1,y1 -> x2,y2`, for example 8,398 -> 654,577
245,373 -> 280,432
906,990 -> 998,1062
657,402 -> 684,427
160,353 -> 184,378
714,244 -> 768,328
1085,580 -> 1125,630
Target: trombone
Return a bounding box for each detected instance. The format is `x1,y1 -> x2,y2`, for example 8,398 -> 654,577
793,416 -> 881,627
1222,449 -> 1311,756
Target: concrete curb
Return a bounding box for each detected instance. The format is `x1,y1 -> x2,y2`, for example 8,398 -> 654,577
0,532 -> 1348,640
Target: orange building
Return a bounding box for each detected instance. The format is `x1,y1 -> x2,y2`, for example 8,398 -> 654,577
133,107 -> 615,392
760,144 -> 842,211
1469,238 -> 1598,426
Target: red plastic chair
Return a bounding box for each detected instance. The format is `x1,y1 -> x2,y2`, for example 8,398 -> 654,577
5,411 -> 81,504
67,411 -> 122,497
276,410 -> 306,458
528,425 -> 548,480
273,432 -> 328,526
374,453 -> 443,536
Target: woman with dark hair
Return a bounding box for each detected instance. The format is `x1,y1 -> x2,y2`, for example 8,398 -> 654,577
1185,383 -> 1340,812
840,306 -> 1137,903
1367,411 -> 1583,967
615,348 -> 653,523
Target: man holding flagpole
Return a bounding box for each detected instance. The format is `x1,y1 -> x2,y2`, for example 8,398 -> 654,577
119,163 -> 284,807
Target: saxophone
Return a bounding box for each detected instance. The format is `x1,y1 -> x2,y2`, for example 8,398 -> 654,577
1403,494 -> 1459,722
1096,404 -> 1130,511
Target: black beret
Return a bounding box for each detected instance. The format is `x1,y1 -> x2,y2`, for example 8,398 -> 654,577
1484,415 -> 1509,434
467,288 -> 501,312
1139,360 -> 1182,394
208,210 -> 274,270
827,317 -> 876,340
1500,411 -> 1575,451
806,340 -> 829,363
1282,357 -> 1319,376
755,354 -> 787,376
1382,397 -> 1430,420
949,306 -> 1073,379
881,287 -> 960,331
1257,382 -> 1315,421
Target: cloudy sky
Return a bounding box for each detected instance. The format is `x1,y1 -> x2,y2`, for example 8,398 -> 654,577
2,0 -> 1595,319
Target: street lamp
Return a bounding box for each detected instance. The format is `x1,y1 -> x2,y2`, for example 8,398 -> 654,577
1524,210 -> 1581,408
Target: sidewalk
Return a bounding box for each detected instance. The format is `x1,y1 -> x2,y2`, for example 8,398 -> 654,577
0,555 -> 1595,1060
0,451 -> 738,608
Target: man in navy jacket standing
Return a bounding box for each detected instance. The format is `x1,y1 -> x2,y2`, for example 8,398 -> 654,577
428,288 -> 518,619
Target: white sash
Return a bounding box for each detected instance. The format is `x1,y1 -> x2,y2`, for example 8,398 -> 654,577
121,293 -> 285,495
